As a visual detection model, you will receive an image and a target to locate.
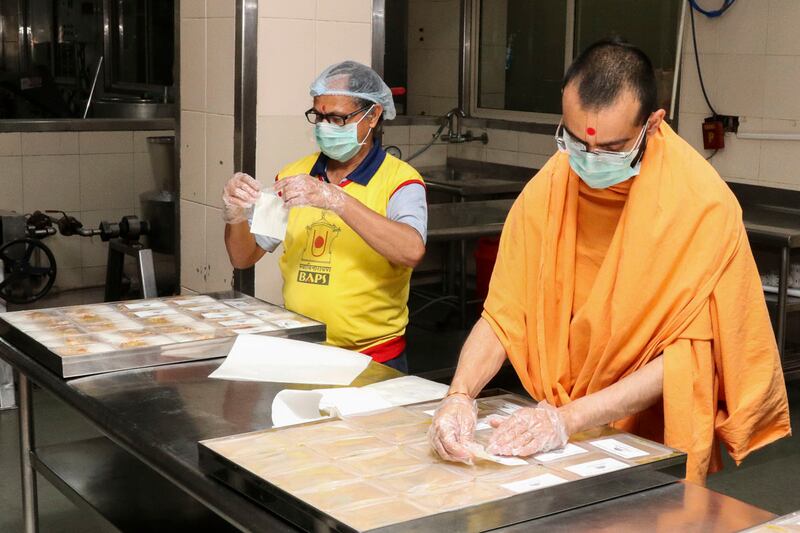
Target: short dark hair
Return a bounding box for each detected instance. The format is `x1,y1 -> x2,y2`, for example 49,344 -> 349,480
562,37 -> 657,125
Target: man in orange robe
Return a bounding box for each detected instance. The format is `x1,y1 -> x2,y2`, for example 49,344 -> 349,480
428,39 -> 790,484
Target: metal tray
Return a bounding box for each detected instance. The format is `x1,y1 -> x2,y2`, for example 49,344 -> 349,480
0,291 -> 325,379
198,392 -> 687,533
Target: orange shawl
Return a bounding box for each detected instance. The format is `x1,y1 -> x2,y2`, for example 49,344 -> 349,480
483,123 -> 791,484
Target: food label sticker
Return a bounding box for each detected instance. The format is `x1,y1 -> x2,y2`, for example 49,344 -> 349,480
534,443 -> 588,463
565,458 -> 629,477
219,317 -> 264,327
202,310 -> 246,319
501,473 -> 568,493
124,301 -> 167,310
173,296 -> 216,306
133,308 -> 179,318
589,438 -> 649,459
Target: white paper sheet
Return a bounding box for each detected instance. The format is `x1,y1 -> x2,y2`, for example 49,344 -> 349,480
269,387 -> 393,427
250,190 -> 289,241
500,473 -> 568,493
469,445 -> 528,466
317,387 -> 394,417
208,335 -> 371,385
271,390 -> 327,427
362,376 -> 449,406
589,438 -> 649,459
565,458 -> 629,477
533,443 -> 588,463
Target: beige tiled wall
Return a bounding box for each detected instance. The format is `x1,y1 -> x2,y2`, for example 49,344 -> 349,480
382,124 -> 553,171
179,0 -> 236,295
678,1 -> 800,190
0,129 -> 173,291
406,0 -> 460,116
253,0 -> 373,304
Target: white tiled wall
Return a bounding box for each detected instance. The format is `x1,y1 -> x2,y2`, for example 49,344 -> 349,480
179,0 -> 236,295
678,0 -> 800,190
406,0 -> 460,116
382,123 -> 554,171
253,0 -> 373,304
0,129 -> 173,291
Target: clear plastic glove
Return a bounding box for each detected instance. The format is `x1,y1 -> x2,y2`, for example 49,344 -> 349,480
485,401 -> 568,457
274,174 -> 347,215
222,172 -> 261,224
427,393 -> 478,465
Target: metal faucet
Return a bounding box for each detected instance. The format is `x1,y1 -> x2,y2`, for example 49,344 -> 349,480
444,107 -> 467,142
441,107 -> 488,145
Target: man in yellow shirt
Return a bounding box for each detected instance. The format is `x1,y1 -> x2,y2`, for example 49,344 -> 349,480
428,39 -> 790,484
223,61 -> 426,372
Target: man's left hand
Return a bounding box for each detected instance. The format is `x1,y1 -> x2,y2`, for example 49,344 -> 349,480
486,401 -> 569,457
274,174 -> 347,215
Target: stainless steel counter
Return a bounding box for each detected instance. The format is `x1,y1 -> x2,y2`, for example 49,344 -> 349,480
427,198 -> 513,241
0,118 -> 175,132
0,336 -> 775,532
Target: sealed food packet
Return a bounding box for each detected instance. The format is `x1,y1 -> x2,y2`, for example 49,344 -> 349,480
331,498 -> 430,531
239,447 -> 325,477
381,464 -> 472,493
267,463 -> 356,492
344,407 -> 428,430
56,344 -> 115,357
308,434 -> 394,460
408,481 -> 513,511
278,420 -> 364,444
295,480 -> 392,510
339,447 -> 423,476
584,434 -> 676,464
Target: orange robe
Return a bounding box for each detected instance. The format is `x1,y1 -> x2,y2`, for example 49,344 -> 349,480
483,123 -> 791,484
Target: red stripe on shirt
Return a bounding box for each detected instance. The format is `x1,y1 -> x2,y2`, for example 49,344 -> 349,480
389,179 -> 426,198
361,336 -> 406,363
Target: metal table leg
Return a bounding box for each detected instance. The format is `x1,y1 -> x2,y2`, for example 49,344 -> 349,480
777,246 -> 790,360
18,373 -> 39,533
460,238 -> 467,329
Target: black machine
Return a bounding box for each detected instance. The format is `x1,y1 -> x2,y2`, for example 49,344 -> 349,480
0,210 -> 58,304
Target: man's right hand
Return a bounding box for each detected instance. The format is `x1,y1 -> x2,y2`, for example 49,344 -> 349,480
222,172 -> 262,224
428,393 -> 478,464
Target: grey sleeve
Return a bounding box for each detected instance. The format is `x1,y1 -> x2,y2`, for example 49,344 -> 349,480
247,212 -> 282,252
387,183 -> 427,244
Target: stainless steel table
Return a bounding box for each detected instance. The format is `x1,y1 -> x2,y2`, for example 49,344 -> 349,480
742,205 -> 800,377
1,336 -> 776,532
423,199 -> 513,327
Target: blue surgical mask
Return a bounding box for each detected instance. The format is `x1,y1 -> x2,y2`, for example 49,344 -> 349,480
568,152 -> 642,189
314,105 -> 374,162
556,122 -> 647,189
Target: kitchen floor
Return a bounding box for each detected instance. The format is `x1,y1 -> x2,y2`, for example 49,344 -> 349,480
0,290 -> 798,531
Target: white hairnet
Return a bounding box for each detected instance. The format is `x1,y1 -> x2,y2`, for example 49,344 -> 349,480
310,61 -> 397,120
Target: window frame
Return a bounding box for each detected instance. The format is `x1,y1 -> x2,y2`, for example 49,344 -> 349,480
468,0 -> 575,124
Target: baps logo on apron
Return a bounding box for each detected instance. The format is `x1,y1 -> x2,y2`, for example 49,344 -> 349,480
298,215 -> 340,285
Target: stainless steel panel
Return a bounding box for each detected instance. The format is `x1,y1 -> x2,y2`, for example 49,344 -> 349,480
233,0 -> 258,295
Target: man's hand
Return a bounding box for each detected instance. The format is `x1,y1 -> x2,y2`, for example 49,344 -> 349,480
274,175 -> 346,215
486,401 -> 568,457
428,393 -> 479,464
223,172 -> 261,224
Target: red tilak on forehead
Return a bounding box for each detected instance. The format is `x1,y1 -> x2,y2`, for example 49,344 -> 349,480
586,127 -> 596,136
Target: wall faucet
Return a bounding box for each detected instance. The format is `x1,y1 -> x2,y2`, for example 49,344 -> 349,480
441,107 -> 488,145
444,107 -> 466,142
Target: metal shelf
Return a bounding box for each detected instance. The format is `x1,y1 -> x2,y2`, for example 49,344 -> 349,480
764,292 -> 800,313
32,437 -> 237,533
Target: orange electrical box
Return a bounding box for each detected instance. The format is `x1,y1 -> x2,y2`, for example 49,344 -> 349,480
702,119 -> 725,150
